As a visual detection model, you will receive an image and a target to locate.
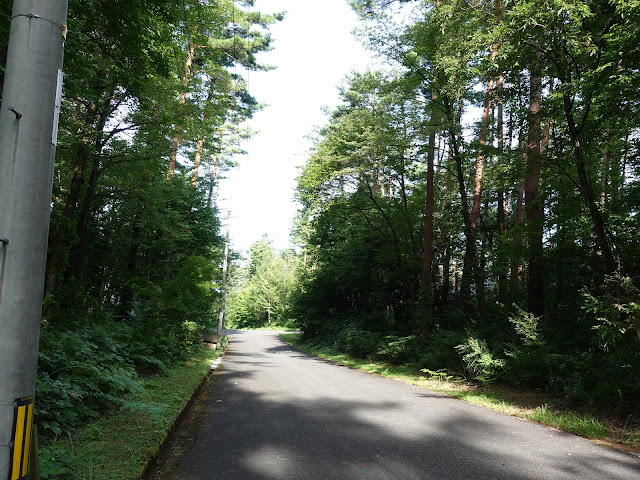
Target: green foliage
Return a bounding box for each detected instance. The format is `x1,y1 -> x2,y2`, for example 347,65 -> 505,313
420,330 -> 468,373
419,368 -> 457,382
374,335 -> 418,364
39,438 -> 74,479
291,0 -> 640,416
505,345 -> 578,391
145,255 -> 218,327
227,236 -> 298,328
36,322 -> 146,433
455,337 -> 506,383
344,330 -> 382,358
508,305 -> 541,345
38,347 -> 220,480
582,275 -> 640,350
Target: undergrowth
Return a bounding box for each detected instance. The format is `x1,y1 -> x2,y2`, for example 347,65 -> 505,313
37,345 -> 222,479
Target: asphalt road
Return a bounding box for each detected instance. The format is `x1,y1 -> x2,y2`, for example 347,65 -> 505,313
149,330 -> 640,480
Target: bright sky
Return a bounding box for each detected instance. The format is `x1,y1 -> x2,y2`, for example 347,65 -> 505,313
216,0 -> 376,254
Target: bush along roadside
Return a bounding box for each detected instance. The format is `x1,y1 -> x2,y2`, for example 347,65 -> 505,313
36,339 -> 226,480
280,333 -> 640,456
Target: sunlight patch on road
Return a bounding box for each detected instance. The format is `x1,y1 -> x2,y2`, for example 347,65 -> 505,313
245,445 -> 300,478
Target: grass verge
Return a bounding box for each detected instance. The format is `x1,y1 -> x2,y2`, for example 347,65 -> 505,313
40,344 -> 223,479
280,333 -> 640,456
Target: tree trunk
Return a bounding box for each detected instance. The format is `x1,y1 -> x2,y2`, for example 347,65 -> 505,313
470,48 -> 497,230
496,72 -> 508,303
68,89 -> 114,281
372,152 -> 380,196
192,77 -> 218,186
192,135 -> 205,187
562,94 -> 617,273
510,181 -> 525,301
118,219 -> 140,319
444,97 -> 476,310
168,42 -> 195,179
606,133 -> 620,207
440,168 -> 454,308
601,148 -> 610,208
470,43 -> 498,314
452,259 -> 458,295
478,200 -> 489,316
217,233 -> 229,334
525,55 -> 544,317
441,225 -> 451,308
420,98 -> 437,343
399,109 -> 419,258
44,72 -> 107,299
206,156 -> 220,208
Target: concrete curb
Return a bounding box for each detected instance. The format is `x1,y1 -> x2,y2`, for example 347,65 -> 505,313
139,337 -> 228,479
210,336 -> 228,371
210,356 -> 222,371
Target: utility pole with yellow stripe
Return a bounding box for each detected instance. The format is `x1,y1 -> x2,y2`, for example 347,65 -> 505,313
0,1 -> 69,479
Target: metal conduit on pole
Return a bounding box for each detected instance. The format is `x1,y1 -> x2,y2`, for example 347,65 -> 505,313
0,1 -> 68,479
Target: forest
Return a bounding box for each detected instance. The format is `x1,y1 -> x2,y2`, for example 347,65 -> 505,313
0,0 -> 282,441
0,0 -> 639,469
287,0 -> 640,414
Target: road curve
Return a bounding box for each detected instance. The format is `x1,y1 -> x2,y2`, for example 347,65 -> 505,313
149,330 -> 640,480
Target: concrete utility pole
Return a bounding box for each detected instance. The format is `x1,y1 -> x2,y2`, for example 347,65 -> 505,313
217,230 -> 230,336
0,1 -> 68,479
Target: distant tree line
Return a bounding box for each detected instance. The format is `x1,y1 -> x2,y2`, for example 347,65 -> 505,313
227,235 -> 297,330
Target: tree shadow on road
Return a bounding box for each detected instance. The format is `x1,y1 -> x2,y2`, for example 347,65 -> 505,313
148,336 -> 640,480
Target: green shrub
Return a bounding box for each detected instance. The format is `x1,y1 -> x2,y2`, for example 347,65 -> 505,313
455,337 -> 506,383
345,330 -> 381,358
582,274 -> 640,351
38,438 -> 74,479
334,325 -> 357,352
36,323 -> 143,433
420,329 -> 467,372
505,345 -> 579,389
508,305 -> 541,345
374,335 -> 417,364
503,343 -> 549,388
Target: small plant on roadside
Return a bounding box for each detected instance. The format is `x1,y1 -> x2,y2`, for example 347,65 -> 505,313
39,437 -> 75,479
455,337 -> 505,383
345,330 -> 381,358
420,368 -> 456,382
375,335 -> 417,364
529,405 -> 610,438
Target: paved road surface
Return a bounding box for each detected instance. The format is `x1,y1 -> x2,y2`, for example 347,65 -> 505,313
149,330 -> 640,479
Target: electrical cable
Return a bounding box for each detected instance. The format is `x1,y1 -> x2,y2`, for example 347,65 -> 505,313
11,12 -> 63,30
